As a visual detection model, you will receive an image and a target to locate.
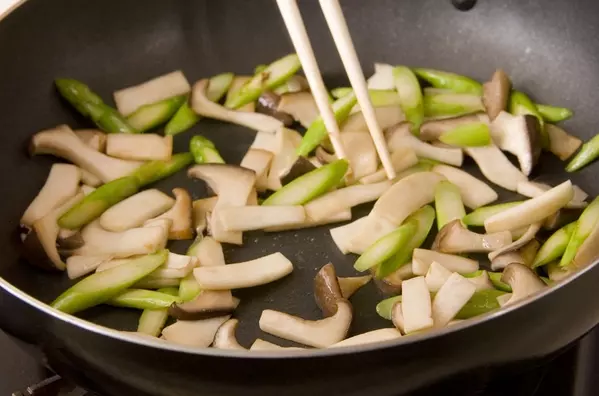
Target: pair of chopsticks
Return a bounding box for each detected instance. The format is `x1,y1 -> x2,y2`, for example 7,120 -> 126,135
276,0 -> 396,180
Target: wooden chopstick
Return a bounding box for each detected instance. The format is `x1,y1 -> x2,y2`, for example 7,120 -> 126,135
318,0 -> 396,179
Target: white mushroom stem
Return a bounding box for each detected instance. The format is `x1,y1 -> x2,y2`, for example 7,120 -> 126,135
425,261 -> 452,292
341,106 -> 404,133
500,263 -> 546,306
265,209 -> 351,232
434,220 -> 512,254
338,275 -> 372,299
432,273 -> 476,327
266,128 -> 302,191
100,189 -> 174,232
277,91 -> 319,127
240,149 -> 273,192
391,302 -> 405,334
217,206 -> 306,232
367,63 -> 394,89
213,319 -> 246,350
189,236 -> 225,266
161,315 -> 230,348
74,129 -> 106,152
328,328 -> 402,348
484,181 -> 574,232
517,180 -> 587,209
96,253 -> 194,279
490,251 -> 525,271
66,255 -> 113,279
412,248 -> 479,276
338,131 -> 379,180
21,164 -> 81,226
464,144 -> 528,192
358,147 -> 418,185
546,124 -> 582,161
259,300 -> 352,348
490,112 -> 541,176
488,222 -> 541,261
432,164 -> 498,209
249,339 -> 304,351
401,276 -> 434,334
105,134 -> 173,161
192,197 -> 218,234
496,293 -> 513,307
467,270 -> 494,291
79,168 -> 102,187
149,188 -> 193,240
193,252 -> 293,290
331,215 -> 397,255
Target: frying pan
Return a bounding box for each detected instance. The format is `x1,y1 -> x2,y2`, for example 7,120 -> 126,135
1,0 -> 599,394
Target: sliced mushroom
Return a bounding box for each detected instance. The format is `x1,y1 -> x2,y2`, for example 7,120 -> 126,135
329,328 -> 402,348
249,131 -> 278,152
100,189 -> 174,232
315,146 -> 337,165
332,215 -> 397,255
213,319 -> 246,350
432,164 -> 498,209
373,268 -> 405,296
150,253 -> 196,279
547,261 -> 575,282
543,208 -> 584,231
265,208 -> 352,232
432,273 -> 476,327
496,293 -> 513,307
256,91 -> 295,125
490,112 -> 541,176
517,181 -> 587,209
433,220 -> 512,254
30,125 -> 142,183
105,134 -> 173,161
22,192 -> 84,271
74,129 -> 107,152
21,164 -> 81,227
259,300 -> 352,348
189,236 -> 225,266
467,270 -> 494,291
424,261 -> 452,292
386,122 -> 463,166
193,252 -> 293,290
485,181 -> 574,232
546,124 -> 582,161
279,156 -> 317,186
226,76 -> 255,112
80,184 -> 97,195
338,275 -> 372,299
266,128 -> 302,191
192,196 -> 218,234
412,248 -> 479,276
249,339 -> 305,351
420,113 -> 489,141
169,291 -> 239,321
490,251 -> 526,271
401,276 -> 434,334
391,301 -> 405,334
500,263 -> 546,305
57,228 -> 85,250
341,106 -> 404,133
192,79 -> 282,133
216,205 -> 306,232
66,254 -> 113,279
240,148 -> 273,192
520,239 -> 541,266
314,263 -> 344,317
79,168 -> 102,187
161,315 -> 230,348
482,69 -> 511,120
464,144 -> 528,192
148,188 -> 193,240
367,63 -> 394,90
572,221 -> 599,269
488,222 -> 541,261
358,146 -> 418,185
341,131 -> 379,180
277,91 -> 319,127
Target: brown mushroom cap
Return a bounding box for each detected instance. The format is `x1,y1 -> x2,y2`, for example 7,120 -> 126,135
338,275 -> 372,299
432,219 -> 512,253
256,91 -> 295,126
483,69 -> 512,120
500,263 -> 546,305
314,263 -> 344,317
168,291 -> 240,321
280,156 -> 317,186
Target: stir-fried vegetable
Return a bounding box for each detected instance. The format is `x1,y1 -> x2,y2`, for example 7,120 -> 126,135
413,68 -> 482,94
137,287 -> 179,336
189,135 -> 225,164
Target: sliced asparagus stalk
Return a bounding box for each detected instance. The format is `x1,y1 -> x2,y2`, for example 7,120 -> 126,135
455,289 -> 506,319
51,250 -> 168,314
376,295 -> 402,320
99,189 -> 174,232
130,152 -> 193,187
536,104 -> 573,123
423,93 -> 484,118
224,54 -> 301,109
217,206 -> 306,231
393,66 -> 424,131
566,133 -> 599,172
462,201 -> 522,227
262,159 -> 349,206
178,272 -> 202,302
485,271 -> 512,292
464,144 -> 528,191
354,221 -> 417,272
432,273 -> 476,327
561,196 -> 599,266
401,276 -> 434,333
108,288 -> 180,310
420,113 -> 488,141
545,124 -> 582,161
227,76 -> 256,112
432,164 -> 498,209
126,95 -> 186,133
434,181 -> 466,229
413,68 -> 482,94
532,222 -> 576,268
105,134 -> 173,161
412,248 -> 479,276
136,287 -> 179,337
189,135 -> 224,164
55,78 -> 137,134
329,87 -> 400,106
438,122 -> 491,147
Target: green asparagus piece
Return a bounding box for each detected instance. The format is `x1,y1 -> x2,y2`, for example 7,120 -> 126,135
58,176 -> 139,229
393,66 -> 424,131
423,93 -> 484,118
127,95 -> 186,133
413,68 -> 483,95
296,92 -> 358,156
561,196 -> 599,267
438,122 -> 491,147
532,222 -> 576,268
435,181 -> 466,230
536,104 -> 573,123
254,64 -> 268,74
55,78 -> 137,134
509,91 -> 548,148
263,159 -> 349,205
329,87 -> 401,107
376,206 -> 436,278
487,271 -> 512,292
566,133 -> 599,172
130,152 -> 194,187
178,235 -> 204,302
137,287 -> 179,336
108,288 -> 181,310
455,289 -> 506,319
165,73 -> 234,136
331,87 -> 352,99
189,135 -> 225,164
225,54 -> 301,109
354,220 -> 417,272
462,201 -> 523,227
52,250 -> 169,314
376,295 -> 402,320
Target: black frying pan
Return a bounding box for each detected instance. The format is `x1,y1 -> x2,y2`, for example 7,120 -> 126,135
1,0 -> 599,395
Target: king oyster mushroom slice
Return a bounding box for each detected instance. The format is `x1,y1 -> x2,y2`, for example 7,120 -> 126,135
490,251 -> 526,272
329,328 -> 402,348
425,261 -> 453,292
433,219 -> 512,254
192,79 -> 282,133
265,208 -> 352,232
188,164 -> 256,244
74,129 -> 107,152
500,263 -> 546,306
259,300 -> 353,348
277,92 -> 319,127
169,291 -> 240,321
490,112 -> 542,176
391,301 -> 405,334
419,113 -> 489,141
467,270 -> 494,291
249,339 -> 304,351
331,215 -> 396,255
338,275 -> 372,299
29,125 -> 142,183
21,164 -> 81,227
543,208 -> 584,231
22,192 -> 84,271
547,261 -> 576,282
193,252 -> 293,290
66,254 -> 113,279
192,196 -> 218,234
572,221 -> 599,269
100,189 -> 175,232
213,319 -> 246,350
266,128 -> 302,191
488,222 -> 542,261
482,69 -> 512,120
485,181 -> 574,233
216,205 -> 306,232
412,248 -> 479,276
400,276 -> 434,334
386,122 -> 463,166
546,124 -> 582,161
314,263 -> 344,317
367,63 -> 394,90
341,106 -> 405,133
496,293 -> 513,307
464,144 -> 528,192
147,188 -> 193,240
432,164 -> 498,209
279,156 -> 317,186
105,134 -> 173,161
256,91 -> 295,125
240,148 -> 273,192
161,315 -> 231,348
340,131 -> 379,180
432,273 -> 476,328
79,168 -> 102,187
359,146 -> 418,185
80,185 -> 97,195
517,181 -> 588,209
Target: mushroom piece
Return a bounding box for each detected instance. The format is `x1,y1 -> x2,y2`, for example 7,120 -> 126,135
373,268 -> 405,296
191,79 -> 282,133
79,169 -> 102,187
329,328 -> 402,348
225,76 -> 256,112
169,291 -> 240,321
338,275 -> 372,299
266,128 -> 302,191
259,300 -> 353,348
30,125 -> 142,183
467,270 -> 494,291
314,263 -> 344,317
420,113 -> 489,141
249,339 -> 304,351
240,149 -> 273,192
216,205 -> 306,232
391,301 -> 405,334
80,184 -> 97,195
148,188 -> 193,240
464,144 -> 528,192
412,248 -> 479,276
517,181 -> 588,209
520,239 -> 541,266
21,164 -> 81,227
500,263 -> 546,305
496,293 -> 513,307
386,122 -> 463,166
572,221 -> 599,269
367,63 -> 394,90
340,131 -> 379,180
74,129 -> 107,152
66,254 -> 113,279
341,106 -> 405,133
332,215 -> 397,255
57,228 -> 85,251
400,276 -> 434,334
547,262 -> 575,282
546,124 -> 582,161
99,189 -> 174,232
213,319 -> 246,350
488,222 -> 541,261
192,196 -> 218,234
150,253 -> 196,279
105,134 -> 173,161
22,192 -> 84,271
432,273 -> 476,328
277,92 -> 319,127
432,164 -> 498,209
256,91 -> 295,125
161,315 -> 231,348
358,147 -> 418,185
265,208 -> 352,232
490,112 -> 541,176
425,261 -> 453,292
484,181 -> 574,233
482,69 -> 512,120
279,156 -> 317,186
490,251 -> 526,271
543,208 -> 584,231
433,220 -> 512,254
315,146 -> 337,165
193,252 -> 293,290
189,236 -> 225,266
249,130 -> 278,152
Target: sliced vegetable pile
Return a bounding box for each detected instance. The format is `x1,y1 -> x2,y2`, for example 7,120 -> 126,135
19,53 -> 599,350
